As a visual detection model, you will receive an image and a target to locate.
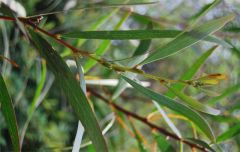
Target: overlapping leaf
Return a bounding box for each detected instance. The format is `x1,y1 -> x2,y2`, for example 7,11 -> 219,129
29,31 -> 108,152
122,75 -> 215,141
166,85 -> 220,115
165,46 -> 217,98
141,14 -> 234,64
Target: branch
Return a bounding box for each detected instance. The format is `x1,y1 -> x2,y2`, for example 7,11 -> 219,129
0,15 -> 188,85
88,88 -> 208,152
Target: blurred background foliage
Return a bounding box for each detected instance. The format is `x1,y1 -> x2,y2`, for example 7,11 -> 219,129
0,0 -> 240,151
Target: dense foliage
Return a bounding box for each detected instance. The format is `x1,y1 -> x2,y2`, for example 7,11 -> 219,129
0,0 -> 240,152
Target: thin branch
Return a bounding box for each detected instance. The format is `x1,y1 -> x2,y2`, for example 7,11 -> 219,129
0,15 -> 188,85
88,88 -> 208,152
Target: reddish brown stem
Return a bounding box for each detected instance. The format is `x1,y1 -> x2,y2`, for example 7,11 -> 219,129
89,88 -> 208,152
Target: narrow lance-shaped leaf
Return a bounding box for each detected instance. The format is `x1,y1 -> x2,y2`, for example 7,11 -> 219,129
20,59 -> 47,146
62,30 -> 229,47
166,85 -> 220,115
216,122 -> 240,143
122,75 -> 215,141
72,58 -> 86,152
29,31 -> 108,152
129,118 -> 147,152
141,14 -> 235,65
0,74 -> 20,152
165,45 -> 217,98
189,0 -> 220,24
208,84 -> 240,105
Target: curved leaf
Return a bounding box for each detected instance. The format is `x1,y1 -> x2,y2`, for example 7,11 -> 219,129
0,74 -> 20,152
165,45 -> 217,98
217,122 -> 240,143
29,31 -> 108,152
122,75 -> 215,141
141,14 -> 235,65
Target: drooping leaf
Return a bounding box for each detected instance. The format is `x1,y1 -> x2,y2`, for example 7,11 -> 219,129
165,45 -> 217,98
72,58 -> 86,152
0,74 -> 20,152
217,122 -> 240,143
141,14 -> 235,65
29,31 -> 108,152
166,85 -> 220,115
122,75 -> 215,141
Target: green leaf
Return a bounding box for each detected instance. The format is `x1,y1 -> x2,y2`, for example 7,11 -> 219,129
84,10 -> 130,73
20,59 -> 48,146
112,23 -> 152,100
166,85 -> 220,115
153,133 -> 176,152
185,138 -> 215,152
122,75 -> 215,141
0,74 -> 20,152
165,45 -> 217,98
62,29 -> 227,47
129,119 -> 147,152
60,8 -> 119,57
29,31 -> 108,152
141,14 -> 235,65
208,84 -> 240,105
216,122 -> 240,143
227,40 -> 240,58
189,0 -> 220,24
